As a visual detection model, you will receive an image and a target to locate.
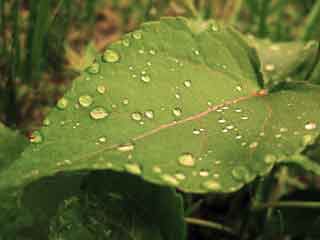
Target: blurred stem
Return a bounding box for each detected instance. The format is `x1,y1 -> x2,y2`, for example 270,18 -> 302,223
185,217 -> 238,237
229,0 -> 244,24
183,0 -> 198,17
254,201 -> 320,209
301,0 -> 320,40
0,0 -> 6,56
258,0 -> 271,37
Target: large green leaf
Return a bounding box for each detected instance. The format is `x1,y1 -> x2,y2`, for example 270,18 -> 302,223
1,17 -> 320,195
49,171 -> 186,240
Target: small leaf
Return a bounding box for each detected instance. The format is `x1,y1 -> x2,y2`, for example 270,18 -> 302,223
49,171 -> 186,240
247,37 -> 319,86
1,18 -> 320,195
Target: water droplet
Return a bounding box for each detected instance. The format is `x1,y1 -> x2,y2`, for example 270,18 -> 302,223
149,49 -> 156,55
141,75 -> 151,83
218,119 -> 226,124
202,180 -> 221,191
235,135 -> 242,140
122,39 -> 130,47
147,61 -> 152,66
235,108 -> 242,113
153,166 -> 162,173
97,85 -> 106,94
249,142 -> 259,149
133,31 -> 142,40
193,129 -> 201,135
280,128 -> 288,132
172,107 -> 182,117
90,107 -> 109,120
43,118 -> 50,126
122,99 -> 129,105
305,122 -> 317,130
265,64 -> 275,72
175,93 -> 181,99
226,125 -> 234,130
236,86 -> 242,92
56,98 -> 68,110
161,174 -> 179,186
211,24 -> 219,32
87,62 -> 100,74
125,163 -> 142,175
193,49 -> 200,55
131,112 -> 143,121
175,173 -> 186,180
178,153 -> 195,167
144,110 -> 154,120
184,80 -> 192,88
232,166 -> 251,182
103,49 -> 120,63
199,170 -> 209,177
138,49 -> 145,54
303,135 -> 313,145
117,143 -> 135,152
264,154 -> 276,164
29,131 -> 43,143
98,137 -> 107,143
79,95 -> 93,108
241,116 -> 249,120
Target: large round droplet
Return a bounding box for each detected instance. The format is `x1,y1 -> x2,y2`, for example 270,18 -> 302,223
183,80 -> 192,88
29,131 -> 43,144
125,163 -> 142,175
90,107 -> 109,120
131,112 -> 143,121
141,75 -> 151,83
56,98 -> 68,110
103,49 -> 120,63
78,95 -> 93,108
178,153 -> 195,167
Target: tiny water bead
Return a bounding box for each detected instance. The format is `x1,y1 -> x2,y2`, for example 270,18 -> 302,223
78,95 -> 93,108
141,75 -> 151,83
144,110 -> 154,120
56,98 -> 68,110
175,173 -> 186,180
178,153 -> 195,167
43,118 -> 50,126
264,154 -> 277,164
161,174 -> 179,186
211,24 -> 219,32
125,163 -> 142,175
131,112 -> 143,121
98,137 -> 107,143
202,180 -> 221,191
97,85 -> 106,94
265,64 -> 275,72
117,143 -> 135,152
103,49 -> 120,63
305,122 -> 317,130
183,80 -> 192,88
232,166 -> 251,182
172,107 -> 182,117
90,107 -> 109,120
29,131 -> 43,144
133,31 -> 142,40
122,39 -> 130,47
87,62 -> 100,74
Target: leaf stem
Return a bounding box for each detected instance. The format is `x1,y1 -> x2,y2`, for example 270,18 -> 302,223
185,217 -> 237,237
301,0 -> 320,40
254,201 -> 320,210
183,0 -> 199,17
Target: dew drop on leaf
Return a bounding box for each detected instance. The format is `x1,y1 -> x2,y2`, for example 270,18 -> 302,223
231,166 -> 251,182
56,98 -> 68,110
264,154 -> 276,164
183,80 -> 192,88
117,143 -> 135,152
141,75 -> 151,83
172,107 -> 182,117
98,137 -> 107,143
178,153 -> 195,167
43,118 -> 50,126
122,39 -> 130,47
161,174 -> 179,186
175,173 -> 186,180
144,110 -> 154,120
103,49 -> 120,63
78,95 -> 93,108
265,64 -> 275,72
29,131 -> 43,144
87,62 -> 100,74
305,122 -> 317,130
202,180 -> 221,191
133,31 -> 142,40
97,85 -> 106,94
131,112 -> 143,121
90,107 -> 109,120
125,163 -> 142,175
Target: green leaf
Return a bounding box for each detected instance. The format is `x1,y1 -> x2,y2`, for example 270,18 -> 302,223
1,17 -> 320,195
0,122 -> 28,171
49,171 -> 186,240
247,37 -> 319,86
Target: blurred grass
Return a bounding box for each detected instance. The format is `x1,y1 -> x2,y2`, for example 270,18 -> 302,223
0,0 -> 319,130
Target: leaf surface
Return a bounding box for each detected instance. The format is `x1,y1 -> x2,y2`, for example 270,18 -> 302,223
1,18 -> 320,194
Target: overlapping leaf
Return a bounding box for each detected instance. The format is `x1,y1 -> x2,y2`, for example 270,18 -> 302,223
0,17 -> 320,195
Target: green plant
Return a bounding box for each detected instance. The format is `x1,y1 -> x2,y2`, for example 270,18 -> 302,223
1,1 -> 320,240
